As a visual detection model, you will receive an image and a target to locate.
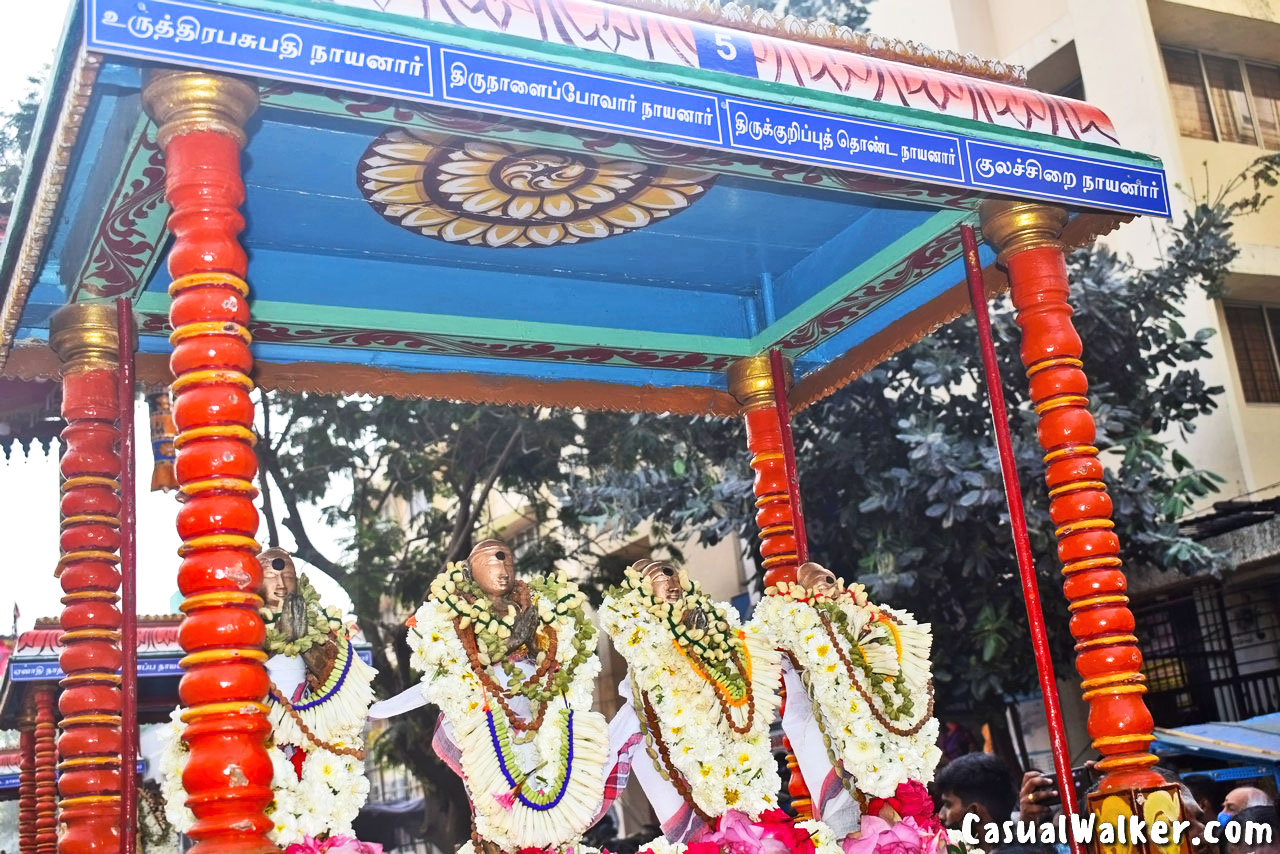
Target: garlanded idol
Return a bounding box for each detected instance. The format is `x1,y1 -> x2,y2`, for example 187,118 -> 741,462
369,539 -> 610,854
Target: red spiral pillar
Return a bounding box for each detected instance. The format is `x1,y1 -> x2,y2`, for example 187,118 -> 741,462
142,69 -> 274,853
727,355 -> 811,820
728,355 -> 801,589
981,202 -> 1182,849
19,706 -> 37,854
49,301 -> 124,854
34,685 -> 58,854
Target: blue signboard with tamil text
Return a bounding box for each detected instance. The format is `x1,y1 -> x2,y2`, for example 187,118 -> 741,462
88,0 -> 433,100
965,139 -> 1170,216
83,0 -> 1169,216
725,99 -> 965,184
441,49 -> 722,146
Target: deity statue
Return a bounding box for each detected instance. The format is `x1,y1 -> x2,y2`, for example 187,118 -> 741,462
369,539 -> 611,854
600,559 -> 783,844
751,561 -> 940,829
160,549 -> 378,847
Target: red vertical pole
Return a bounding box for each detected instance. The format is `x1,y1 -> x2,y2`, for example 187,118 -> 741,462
116,298 -> 138,854
769,349 -> 808,563
729,354 -> 813,821
33,685 -> 57,854
961,224 -> 1082,854
981,202 -> 1165,802
142,69 -> 274,854
19,708 -> 37,854
49,302 -> 124,854
728,355 -> 802,589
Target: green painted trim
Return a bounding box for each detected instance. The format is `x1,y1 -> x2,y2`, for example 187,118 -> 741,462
133,291 -> 755,356
750,209 -> 969,351
201,0 -> 1163,170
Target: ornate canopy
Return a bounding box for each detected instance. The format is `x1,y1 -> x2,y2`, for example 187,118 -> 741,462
0,0 -> 1167,413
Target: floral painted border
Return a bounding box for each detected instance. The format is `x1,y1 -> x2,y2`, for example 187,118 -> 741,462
325,0 -> 1119,146
71,122 -> 170,301
137,311 -> 741,371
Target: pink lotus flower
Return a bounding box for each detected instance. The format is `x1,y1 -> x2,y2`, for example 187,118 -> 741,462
493,788 -> 517,811
283,836 -> 383,854
842,815 -> 945,854
698,809 -> 815,854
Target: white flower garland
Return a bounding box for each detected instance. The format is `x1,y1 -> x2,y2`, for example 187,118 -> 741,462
752,586 -> 941,799
407,569 -> 608,852
268,636 -> 377,750
600,572 -> 782,821
157,706 -> 371,846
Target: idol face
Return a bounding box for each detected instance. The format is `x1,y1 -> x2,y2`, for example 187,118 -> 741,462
647,563 -> 683,603
797,562 -> 838,597
260,553 -> 291,610
470,543 -> 515,599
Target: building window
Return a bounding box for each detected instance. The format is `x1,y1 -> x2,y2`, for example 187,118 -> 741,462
1057,77 -> 1086,102
1161,47 -> 1280,149
1224,305 -> 1280,403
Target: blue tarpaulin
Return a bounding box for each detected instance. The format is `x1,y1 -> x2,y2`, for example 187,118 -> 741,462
1152,713 -> 1280,764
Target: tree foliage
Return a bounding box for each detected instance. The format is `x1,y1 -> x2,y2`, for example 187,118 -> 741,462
779,0 -> 871,30
0,75 -> 44,218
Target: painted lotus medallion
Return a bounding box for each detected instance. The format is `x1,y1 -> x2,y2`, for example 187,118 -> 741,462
358,129 -> 716,248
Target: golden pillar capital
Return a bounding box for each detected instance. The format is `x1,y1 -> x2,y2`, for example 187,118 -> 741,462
728,354 -> 789,411
979,200 -> 1069,265
49,303 -> 119,375
141,69 -> 258,149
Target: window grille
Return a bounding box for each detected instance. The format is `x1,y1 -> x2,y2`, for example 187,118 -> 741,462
1161,46 -> 1280,149
1223,305 -> 1280,404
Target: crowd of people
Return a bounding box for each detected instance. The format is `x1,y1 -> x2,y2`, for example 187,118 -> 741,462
932,751 -> 1279,854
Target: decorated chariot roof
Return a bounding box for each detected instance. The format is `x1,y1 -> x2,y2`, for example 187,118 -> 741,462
0,0 -> 1167,413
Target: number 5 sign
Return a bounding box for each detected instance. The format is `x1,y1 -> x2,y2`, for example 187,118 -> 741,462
692,25 -> 758,76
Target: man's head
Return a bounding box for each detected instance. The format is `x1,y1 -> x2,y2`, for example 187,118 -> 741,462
632,559 -> 684,603
1225,787 -> 1274,818
467,539 -> 515,599
935,752 -> 1016,830
1226,805 -> 1280,854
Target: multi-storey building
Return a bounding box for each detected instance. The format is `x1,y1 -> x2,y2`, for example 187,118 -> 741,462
865,0 -> 1280,762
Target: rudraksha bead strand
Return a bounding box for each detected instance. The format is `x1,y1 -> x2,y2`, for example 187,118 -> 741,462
142,69 -> 275,853
981,201 -> 1162,794
49,302 -> 124,854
